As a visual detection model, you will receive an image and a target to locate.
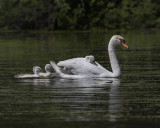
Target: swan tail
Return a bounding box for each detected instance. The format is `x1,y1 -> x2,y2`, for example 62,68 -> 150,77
50,61 -> 63,77
50,61 -> 84,79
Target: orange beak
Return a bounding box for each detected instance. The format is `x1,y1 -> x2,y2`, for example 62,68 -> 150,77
121,42 -> 128,48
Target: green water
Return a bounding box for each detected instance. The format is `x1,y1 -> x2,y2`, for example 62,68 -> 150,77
0,30 -> 160,128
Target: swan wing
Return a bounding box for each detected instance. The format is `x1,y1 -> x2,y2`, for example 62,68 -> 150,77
57,58 -> 84,69
57,57 -> 111,75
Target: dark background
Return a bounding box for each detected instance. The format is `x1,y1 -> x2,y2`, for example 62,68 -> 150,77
0,0 -> 159,30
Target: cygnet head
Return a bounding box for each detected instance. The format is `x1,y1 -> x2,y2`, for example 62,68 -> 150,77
45,64 -> 52,73
110,35 -> 128,48
33,66 -> 42,74
34,67 -> 43,75
85,55 -> 98,66
85,55 -> 95,63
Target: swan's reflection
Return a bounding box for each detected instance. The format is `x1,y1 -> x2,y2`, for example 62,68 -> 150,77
108,78 -> 121,122
16,78 -> 122,121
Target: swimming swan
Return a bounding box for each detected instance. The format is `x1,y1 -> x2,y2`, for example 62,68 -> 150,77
14,66 -> 42,78
50,35 -> 128,79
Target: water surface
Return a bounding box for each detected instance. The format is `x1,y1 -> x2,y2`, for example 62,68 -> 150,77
0,30 -> 160,128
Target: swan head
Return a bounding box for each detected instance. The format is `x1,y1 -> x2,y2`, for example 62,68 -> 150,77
45,64 -> 52,72
110,35 -> 128,48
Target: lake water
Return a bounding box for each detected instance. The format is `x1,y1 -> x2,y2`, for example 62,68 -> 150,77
0,30 -> 160,128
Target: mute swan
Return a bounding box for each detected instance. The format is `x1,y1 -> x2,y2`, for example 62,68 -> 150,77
50,35 -> 128,79
14,66 -> 42,78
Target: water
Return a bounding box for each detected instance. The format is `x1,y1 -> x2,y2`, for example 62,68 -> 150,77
0,30 -> 160,128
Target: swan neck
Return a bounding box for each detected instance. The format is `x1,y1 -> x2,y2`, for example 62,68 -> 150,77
108,40 -> 121,77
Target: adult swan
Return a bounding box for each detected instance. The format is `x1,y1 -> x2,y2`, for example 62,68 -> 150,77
50,35 -> 128,79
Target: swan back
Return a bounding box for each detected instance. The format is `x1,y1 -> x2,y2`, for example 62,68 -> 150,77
57,57 -> 111,76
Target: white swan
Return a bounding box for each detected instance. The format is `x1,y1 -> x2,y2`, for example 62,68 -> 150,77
50,35 -> 128,79
14,66 -> 42,78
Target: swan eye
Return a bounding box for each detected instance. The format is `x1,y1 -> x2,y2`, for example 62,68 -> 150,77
118,38 -> 125,44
